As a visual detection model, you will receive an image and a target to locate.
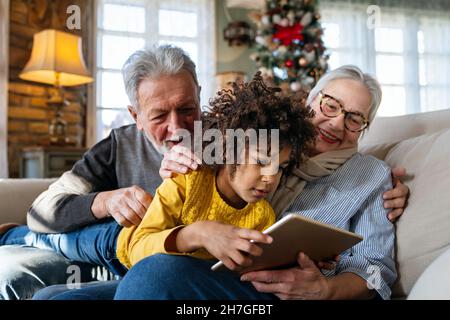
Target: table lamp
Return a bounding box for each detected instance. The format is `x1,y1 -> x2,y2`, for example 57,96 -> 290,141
19,29 -> 93,145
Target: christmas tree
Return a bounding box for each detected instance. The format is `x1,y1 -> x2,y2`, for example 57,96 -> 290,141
250,0 -> 328,93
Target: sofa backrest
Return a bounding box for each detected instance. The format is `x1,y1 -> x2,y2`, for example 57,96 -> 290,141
0,179 -> 56,224
359,109 -> 450,299
360,108 -> 450,146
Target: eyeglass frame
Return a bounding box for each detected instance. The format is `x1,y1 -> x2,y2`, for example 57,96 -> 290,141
318,91 -> 370,132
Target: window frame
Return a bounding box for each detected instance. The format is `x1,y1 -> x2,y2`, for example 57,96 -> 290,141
90,0 -> 215,144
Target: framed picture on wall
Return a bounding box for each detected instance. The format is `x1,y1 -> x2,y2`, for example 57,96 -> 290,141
215,71 -> 247,92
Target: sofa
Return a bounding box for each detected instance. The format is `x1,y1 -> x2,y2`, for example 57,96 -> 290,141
1,109 -> 450,299
359,108 -> 450,299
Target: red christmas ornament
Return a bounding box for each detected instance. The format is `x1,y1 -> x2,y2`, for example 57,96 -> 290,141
273,23 -> 304,46
285,59 -> 294,68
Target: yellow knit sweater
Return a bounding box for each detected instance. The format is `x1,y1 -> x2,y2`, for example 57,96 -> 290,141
116,167 -> 276,269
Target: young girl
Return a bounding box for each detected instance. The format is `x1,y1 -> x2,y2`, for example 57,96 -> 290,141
0,73 -> 316,274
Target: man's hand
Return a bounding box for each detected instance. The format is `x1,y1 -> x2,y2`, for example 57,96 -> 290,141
159,144 -> 201,179
91,186 -> 153,227
240,252 -> 330,300
383,167 -> 409,222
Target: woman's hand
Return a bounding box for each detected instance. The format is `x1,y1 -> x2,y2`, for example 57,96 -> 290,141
181,221 -> 273,271
240,252 -> 330,300
317,255 -> 340,270
383,167 -> 410,222
159,144 -> 201,179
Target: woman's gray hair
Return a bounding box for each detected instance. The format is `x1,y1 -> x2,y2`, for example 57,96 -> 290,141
306,65 -> 382,123
122,45 -> 199,110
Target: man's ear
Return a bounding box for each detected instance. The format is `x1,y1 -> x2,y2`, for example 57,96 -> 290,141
128,105 -> 138,122
128,105 -> 143,130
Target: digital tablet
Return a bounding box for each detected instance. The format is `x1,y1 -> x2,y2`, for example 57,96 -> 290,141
211,213 -> 363,274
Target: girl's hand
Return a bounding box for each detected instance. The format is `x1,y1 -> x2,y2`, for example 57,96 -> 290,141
199,221 -> 273,271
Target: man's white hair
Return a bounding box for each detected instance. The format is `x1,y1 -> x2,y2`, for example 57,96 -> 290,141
306,65 -> 382,123
122,45 -> 199,110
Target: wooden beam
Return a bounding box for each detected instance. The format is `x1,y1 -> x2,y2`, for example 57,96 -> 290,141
0,0 -> 10,177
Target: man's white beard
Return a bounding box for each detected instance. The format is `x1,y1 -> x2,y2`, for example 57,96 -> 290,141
144,132 -> 186,155
156,143 -> 171,155
144,132 -> 171,155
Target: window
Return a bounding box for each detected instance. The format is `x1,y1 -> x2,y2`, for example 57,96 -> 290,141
374,20 -> 409,117
320,1 -> 450,117
95,0 -> 215,141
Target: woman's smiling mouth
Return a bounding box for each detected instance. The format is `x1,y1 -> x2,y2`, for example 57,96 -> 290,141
318,128 -> 341,144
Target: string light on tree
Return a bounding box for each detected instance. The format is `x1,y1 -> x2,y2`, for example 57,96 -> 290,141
249,0 -> 329,93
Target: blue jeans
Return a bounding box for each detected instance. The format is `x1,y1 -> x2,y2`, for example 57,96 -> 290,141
31,254 -> 277,300
0,246 -> 95,300
32,280 -> 120,300
114,254 -> 277,300
0,219 -> 126,277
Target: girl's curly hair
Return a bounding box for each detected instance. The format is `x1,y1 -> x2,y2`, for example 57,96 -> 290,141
201,71 -> 317,177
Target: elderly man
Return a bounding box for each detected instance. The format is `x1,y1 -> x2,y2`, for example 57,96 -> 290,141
0,45 -> 408,300
0,45 -> 201,299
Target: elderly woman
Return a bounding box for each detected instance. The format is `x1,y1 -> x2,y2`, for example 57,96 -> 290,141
111,65 -> 399,300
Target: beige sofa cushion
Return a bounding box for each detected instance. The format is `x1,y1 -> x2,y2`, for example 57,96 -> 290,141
358,141 -> 397,161
378,129 -> 450,298
0,179 -> 55,224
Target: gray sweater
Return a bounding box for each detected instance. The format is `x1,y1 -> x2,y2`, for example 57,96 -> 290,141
27,125 -> 163,233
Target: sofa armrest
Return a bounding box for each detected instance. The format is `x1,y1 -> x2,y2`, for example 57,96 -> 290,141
0,179 -> 56,224
408,248 -> 450,300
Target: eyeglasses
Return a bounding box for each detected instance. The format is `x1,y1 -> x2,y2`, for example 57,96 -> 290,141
318,91 -> 369,132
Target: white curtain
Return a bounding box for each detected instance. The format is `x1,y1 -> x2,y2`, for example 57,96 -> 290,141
0,0 -> 9,178
419,15 -> 450,112
319,2 -> 373,71
319,0 -> 450,117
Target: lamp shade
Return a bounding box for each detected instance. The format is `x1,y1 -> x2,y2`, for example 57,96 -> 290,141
19,29 -> 93,87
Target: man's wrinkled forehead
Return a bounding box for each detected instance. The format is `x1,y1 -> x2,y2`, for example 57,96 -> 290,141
143,95 -> 199,115
137,75 -> 199,110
